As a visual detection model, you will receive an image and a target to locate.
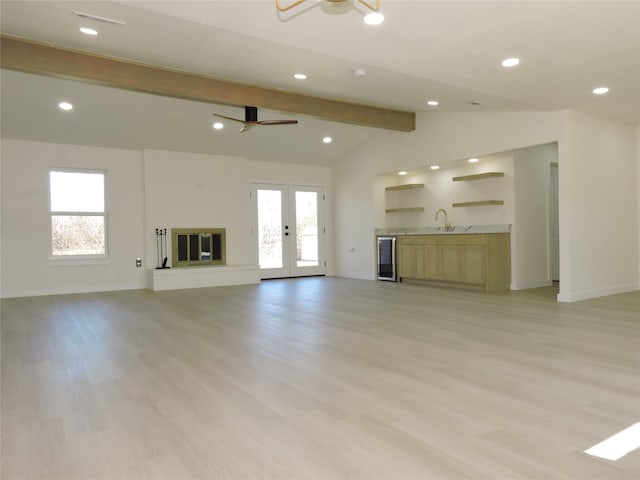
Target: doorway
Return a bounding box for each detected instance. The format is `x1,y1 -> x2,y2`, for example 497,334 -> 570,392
251,184 -> 326,279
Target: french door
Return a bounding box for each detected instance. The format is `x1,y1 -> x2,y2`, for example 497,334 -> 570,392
251,184 -> 326,279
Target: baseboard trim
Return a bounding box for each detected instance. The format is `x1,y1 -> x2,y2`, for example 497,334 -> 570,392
557,283 -> 640,302
336,272 -> 376,281
510,280 -> 553,290
1,283 -> 145,299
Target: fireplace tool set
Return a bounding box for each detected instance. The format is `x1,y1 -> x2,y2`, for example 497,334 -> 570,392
155,228 -> 170,269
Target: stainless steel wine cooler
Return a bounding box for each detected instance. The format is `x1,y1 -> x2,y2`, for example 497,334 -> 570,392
377,236 -> 397,281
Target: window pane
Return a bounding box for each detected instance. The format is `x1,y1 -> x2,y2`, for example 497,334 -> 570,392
51,215 -> 105,255
295,191 -> 319,267
50,171 -> 104,212
257,189 -> 283,269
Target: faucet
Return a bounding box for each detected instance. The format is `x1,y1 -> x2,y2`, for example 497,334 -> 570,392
435,208 -> 453,232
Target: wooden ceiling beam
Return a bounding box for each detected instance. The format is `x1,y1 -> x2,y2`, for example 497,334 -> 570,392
0,35 -> 415,132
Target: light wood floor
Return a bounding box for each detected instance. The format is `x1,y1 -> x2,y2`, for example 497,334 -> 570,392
1,278 -> 639,479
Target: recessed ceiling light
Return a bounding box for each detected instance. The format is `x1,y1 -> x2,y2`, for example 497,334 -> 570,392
501,57 -> 520,67
427,100 -> 439,106
212,122 -> 224,130
294,73 -> 307,80
430,165 -> 440,170
80,27 -> 98,35
58,102 -> 73,111
364,12 -> 384,25
322,136 -> 332,144
593,87 -> 609,95
353,68 -> 367,77
398,171 -> 407,176
468,158 -> 479,163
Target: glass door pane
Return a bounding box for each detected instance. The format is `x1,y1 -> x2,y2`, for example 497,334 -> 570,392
257,188 -> 284,269
295,191 -> 318,267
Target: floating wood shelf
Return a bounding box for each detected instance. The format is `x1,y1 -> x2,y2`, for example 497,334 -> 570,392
385,207 -> 425,213
452,172 -> 504,182
385,183 -> 424,191
452,200 -> 504,208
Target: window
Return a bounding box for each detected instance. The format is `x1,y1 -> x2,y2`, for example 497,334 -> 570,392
49,169 -> 106,256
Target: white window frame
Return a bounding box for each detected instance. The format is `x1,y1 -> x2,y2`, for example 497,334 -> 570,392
48,168 -> 109,265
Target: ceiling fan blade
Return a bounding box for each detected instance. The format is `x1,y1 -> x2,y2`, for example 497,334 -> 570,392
257,120 -> 299,126
212,113 -> 246,124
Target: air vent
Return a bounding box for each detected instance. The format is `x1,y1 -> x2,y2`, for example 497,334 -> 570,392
73,11 -> 126,25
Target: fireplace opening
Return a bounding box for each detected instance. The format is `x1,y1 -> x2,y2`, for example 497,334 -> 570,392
171,228 -> 226,267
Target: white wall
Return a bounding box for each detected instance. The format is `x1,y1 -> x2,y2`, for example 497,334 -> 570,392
1,139 -> 146,297
143,149 -> 250,268
333,111 -> 561,282
512,143 -> 557,290
0,141 -> 333,297
373,156 -> 515,230
333,109 -> 639,302
557,111 -> 639,301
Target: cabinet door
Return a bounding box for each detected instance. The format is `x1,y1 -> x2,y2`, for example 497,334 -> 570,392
461,245 -> 486,285
439,245 -> 461,281
398,245 -> 416,280
420,244 -> 439,280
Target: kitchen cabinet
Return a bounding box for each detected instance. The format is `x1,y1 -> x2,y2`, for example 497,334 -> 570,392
397,233 -> 510,292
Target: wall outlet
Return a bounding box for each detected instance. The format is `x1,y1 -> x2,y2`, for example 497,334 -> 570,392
136,258 -> 142,267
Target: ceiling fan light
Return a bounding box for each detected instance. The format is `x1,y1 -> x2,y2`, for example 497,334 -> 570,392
364,12 -> 384,25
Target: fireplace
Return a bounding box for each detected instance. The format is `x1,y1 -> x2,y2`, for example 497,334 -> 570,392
171,228 -> 226,267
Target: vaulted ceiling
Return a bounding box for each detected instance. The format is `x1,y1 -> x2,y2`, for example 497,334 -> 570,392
1,1 -> 638,165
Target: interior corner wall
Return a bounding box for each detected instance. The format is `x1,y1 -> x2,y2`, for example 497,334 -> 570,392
332,111 -> 562,281
511,143 -> 557,290
557,111 -> 639,302
0,139 -> 146,298
143,149 -> 251,269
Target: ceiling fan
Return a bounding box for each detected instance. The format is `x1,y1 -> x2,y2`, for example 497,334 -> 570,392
213,106 -> 298,133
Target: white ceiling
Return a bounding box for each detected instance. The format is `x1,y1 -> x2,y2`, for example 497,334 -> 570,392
1,0 -> 638,165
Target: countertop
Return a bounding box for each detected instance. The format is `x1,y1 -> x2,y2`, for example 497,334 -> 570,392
375,224 -> 511,236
